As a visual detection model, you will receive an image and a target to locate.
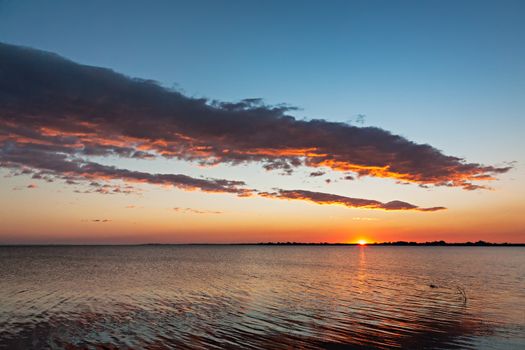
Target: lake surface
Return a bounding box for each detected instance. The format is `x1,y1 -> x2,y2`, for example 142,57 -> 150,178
0,246 -> 523,349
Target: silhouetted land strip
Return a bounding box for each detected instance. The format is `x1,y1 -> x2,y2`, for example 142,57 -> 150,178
139,240 -> 525,246
250,240 -> 525,246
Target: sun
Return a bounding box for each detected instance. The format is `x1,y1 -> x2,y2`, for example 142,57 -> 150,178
357,239 -> 367,246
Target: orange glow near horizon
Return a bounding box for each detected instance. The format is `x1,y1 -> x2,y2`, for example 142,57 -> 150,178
1,164 -> 524,244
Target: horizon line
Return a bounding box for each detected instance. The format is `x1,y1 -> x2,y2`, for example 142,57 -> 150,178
1,240 -> 524,247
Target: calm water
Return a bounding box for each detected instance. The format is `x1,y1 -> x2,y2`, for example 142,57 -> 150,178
0,246 -> 524,349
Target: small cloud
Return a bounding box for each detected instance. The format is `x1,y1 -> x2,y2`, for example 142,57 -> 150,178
352,217 -> 379,221
309,171 -> 325,177
355,114 -> 366,125
173,207 -> 223,215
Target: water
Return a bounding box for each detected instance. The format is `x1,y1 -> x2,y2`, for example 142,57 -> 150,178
0,246 -> 524,349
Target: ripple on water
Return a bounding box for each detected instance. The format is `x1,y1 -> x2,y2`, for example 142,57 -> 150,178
0,246 -> 524,349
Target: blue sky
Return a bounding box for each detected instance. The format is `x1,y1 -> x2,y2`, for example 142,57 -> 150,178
2,1 -> 523,151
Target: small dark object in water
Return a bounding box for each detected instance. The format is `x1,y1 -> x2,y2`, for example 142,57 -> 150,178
457,286 -> 468,305
429,284 -> 438,288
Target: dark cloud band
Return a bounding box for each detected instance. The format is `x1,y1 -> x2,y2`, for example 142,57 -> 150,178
259,189 -> 446,212
1,142 -> 251,196
0,42 -> 510,190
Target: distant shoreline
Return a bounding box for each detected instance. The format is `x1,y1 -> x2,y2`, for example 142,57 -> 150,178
1,241 -> 524,247
249,241 -> 525,247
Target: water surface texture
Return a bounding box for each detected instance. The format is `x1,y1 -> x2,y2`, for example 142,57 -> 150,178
1,246 -> 524,349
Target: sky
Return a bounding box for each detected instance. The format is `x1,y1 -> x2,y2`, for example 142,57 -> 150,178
0,0 -> 524,244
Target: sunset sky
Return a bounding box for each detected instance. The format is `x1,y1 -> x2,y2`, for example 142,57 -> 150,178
0,0 -> 524,244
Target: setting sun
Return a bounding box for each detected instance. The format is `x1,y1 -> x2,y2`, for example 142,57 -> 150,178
357,239 -> 368,246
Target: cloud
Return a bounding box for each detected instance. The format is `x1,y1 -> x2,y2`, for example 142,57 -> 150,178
0,42 -> 510,191
309,171 -> 325,177
352,217 -> 379,221
92,219 -> 111,223
1,136 -> 442,211
258,189 -> 446,212
12,183 -> 37,190
173,207 -> 223,215
0,142 -> 252,196
80,219 -> 112,223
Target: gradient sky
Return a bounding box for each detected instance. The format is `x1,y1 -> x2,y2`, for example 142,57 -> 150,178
0,0 -> 524,243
